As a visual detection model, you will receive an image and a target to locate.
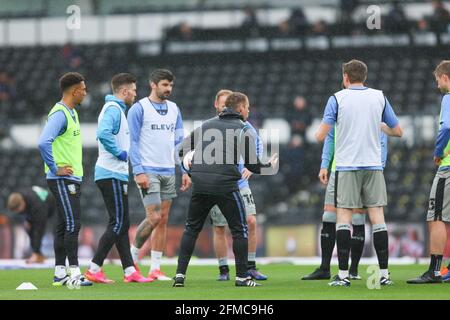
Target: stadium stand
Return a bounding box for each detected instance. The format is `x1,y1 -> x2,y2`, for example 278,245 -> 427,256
0,0 -> 447,245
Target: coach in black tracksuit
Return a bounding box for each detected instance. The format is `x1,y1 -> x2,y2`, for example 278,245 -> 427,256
174,92 -> 278,287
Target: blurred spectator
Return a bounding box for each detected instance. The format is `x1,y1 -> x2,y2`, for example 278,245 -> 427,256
283,134 -> 305,193
278,8 -> 309,37
336,0 -> 359,35
168,22 -> 195,41
311,20 -> 328,36
339,0 -> 359,22
61,43 -> 83,69
277,20 -> 291,37
0,71 -> 16,102
385,0 -> 407,33
241,6 -> 259,36
179,22 -> 194,40
431,0 -> 450,32
289,8 -> 308,35
289,96 -> 312,139
415,18 -> 430,33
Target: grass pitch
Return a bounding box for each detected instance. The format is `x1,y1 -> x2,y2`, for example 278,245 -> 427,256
0,264 -> 448,300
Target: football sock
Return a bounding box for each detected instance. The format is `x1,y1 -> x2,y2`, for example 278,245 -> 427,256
151,250 -> 163,271
55,265 -> 67,278
373,224 -> 388,270
218,257 -> 228,267
320,221 -> 336,272
336,223 -> 351,274
130,245 -> 140,263
89,261 -> 101,274
248,252 -> 256,269
349,224 -> 365,275
124,266 -> 136,277
429,255 -> 443,277
69,266 -> 81,278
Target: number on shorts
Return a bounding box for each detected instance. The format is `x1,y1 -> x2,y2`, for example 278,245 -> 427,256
243,193 -> 255,206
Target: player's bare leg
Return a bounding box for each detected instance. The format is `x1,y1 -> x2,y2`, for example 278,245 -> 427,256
148,200 -> 172,280
130,203 -> 162,267
428,221 -> 450,282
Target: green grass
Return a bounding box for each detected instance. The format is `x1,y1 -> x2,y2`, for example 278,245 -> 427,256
0,264 -> 448,300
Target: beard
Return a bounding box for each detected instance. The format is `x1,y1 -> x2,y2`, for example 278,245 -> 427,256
157,91 -> 171,100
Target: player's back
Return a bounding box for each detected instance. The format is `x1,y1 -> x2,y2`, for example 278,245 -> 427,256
334,87 -> 385,168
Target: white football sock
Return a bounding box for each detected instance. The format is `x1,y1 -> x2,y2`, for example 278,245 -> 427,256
218,257 -> 228,267
151,250 -> 163,271
69,266 -> 81,278
130,245 -> 140,263
89,262 -> 101,274
55,265 -> 67,278
380,269 -> 389,278
124,266 -> 136,277
338,270 -> 349,279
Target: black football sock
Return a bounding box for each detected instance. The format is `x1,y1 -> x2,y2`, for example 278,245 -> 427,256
429,254 -> 443,277
349,224 -> 365,275
336,224 -> 351,275
319,222 -> 336,272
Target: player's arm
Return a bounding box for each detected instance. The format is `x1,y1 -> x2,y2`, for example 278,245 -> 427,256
319,128 -> 334,184
242,122 -> 263,180
97,106 -> 127,161
38,111 -> 73,176
381,122 -> 401,137
175,107 -> 191,191
128,102 -> 149,189
382,97 -> 402,137
239,126 -> 278,175
174,108 -> 187,173
381,131 -> 388,169
434,95 -> 450,164
128,103 -> 145,174
316,96 -> 337,142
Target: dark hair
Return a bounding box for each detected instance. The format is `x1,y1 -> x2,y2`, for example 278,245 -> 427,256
434,60 -> 450,78
224,92 -> 248,112
150,69 -> 175,84
342,59 -> 368,84
59,72 -> 85,93
111,73 -> 136,93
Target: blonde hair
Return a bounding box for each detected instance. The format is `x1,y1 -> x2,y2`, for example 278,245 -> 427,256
434,60 -> 450,78
215,89 -> 233,102
7,193 -> 24,212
